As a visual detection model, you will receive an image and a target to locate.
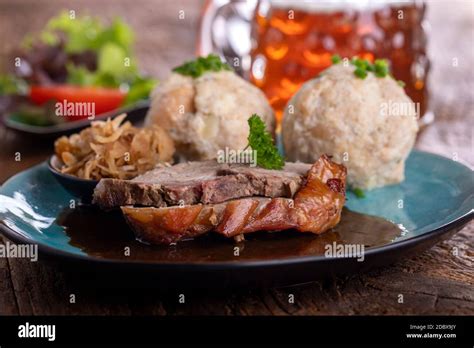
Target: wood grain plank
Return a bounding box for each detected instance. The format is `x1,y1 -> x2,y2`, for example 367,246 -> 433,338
0,224 -> 471,315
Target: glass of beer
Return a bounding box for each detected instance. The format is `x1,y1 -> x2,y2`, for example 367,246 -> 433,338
198,0 -> 431,124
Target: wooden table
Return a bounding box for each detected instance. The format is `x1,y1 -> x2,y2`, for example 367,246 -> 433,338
0,0 -> 472,315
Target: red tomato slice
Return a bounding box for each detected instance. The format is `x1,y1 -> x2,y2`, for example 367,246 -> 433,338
29,85 -> 126,121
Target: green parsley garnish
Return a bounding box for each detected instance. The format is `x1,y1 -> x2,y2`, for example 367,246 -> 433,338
373,59 -> 389,77
173,54 -> 232,78
351,57 -> 371,71
354,67 -> 368,79
331,54 -> 342,64
352,188 -> 366,199
397,80 -> 406,87
333,56 -> 393,80
247,114 -> 284,170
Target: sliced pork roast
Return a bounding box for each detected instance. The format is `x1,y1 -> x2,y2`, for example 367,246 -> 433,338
93,160 -> 311,209
121,155 -> 347,245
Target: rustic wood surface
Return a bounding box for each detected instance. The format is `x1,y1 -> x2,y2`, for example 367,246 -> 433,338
0,0 -> 472,315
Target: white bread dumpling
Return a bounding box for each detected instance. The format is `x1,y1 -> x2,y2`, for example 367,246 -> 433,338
145,71 -> 274,160
282,64 -> 419,190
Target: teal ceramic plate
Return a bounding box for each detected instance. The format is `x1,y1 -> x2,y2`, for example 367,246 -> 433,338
0,150 -> 472,287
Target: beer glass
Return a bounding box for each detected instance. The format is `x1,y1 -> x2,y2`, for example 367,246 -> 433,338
198,0 -> 431,123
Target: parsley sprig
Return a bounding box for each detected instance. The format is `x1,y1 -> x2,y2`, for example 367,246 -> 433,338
247,114 -> 284,170
331,54 -> 342,64
352,188 -> 366,199
332,55 -> 392,79
173,54 -> 232,78
351,57 -> 389,79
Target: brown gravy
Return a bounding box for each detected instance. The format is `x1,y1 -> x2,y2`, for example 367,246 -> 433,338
57,207 -> 402,262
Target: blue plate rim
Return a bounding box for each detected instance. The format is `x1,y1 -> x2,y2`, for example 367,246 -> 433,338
0,150 -> 472,269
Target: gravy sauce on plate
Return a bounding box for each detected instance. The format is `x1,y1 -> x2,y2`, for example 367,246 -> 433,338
57,206 -> 403,262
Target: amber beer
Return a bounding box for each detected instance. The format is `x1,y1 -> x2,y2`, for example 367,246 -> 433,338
249,1 -> 430,122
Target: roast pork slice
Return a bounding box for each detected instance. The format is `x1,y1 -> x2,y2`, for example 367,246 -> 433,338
92,160 -> 311,209
121,155 -> 347,245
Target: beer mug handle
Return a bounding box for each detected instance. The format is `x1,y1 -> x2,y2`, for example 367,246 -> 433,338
197,0 -> 258,76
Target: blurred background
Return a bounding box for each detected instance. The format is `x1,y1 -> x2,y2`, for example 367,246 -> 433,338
0,0 -> 472,180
